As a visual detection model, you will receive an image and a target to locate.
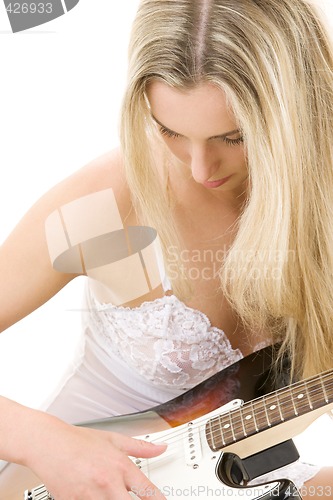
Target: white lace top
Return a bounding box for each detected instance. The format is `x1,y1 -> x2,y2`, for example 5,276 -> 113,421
46,281 -> 321,488
88,291 -> 243,390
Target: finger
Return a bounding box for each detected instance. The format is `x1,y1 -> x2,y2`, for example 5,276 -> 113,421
110,433 -> 168,458
125,463 -> 166,500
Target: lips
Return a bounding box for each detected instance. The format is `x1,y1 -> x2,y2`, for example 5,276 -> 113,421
202,175 -> 233,189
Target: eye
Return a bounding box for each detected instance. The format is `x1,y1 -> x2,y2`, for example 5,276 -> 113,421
159,126 -> 180,139
223,136 -> 244,147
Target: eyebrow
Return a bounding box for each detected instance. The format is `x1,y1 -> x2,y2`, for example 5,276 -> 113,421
151,115 -> 240,140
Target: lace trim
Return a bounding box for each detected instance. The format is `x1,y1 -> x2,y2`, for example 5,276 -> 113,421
85,291 -> 243,389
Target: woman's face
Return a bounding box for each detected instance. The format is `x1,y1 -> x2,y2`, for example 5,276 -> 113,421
147,81 -> 248,199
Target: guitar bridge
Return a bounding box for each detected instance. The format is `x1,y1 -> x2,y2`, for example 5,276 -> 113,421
24,485 -> 54,500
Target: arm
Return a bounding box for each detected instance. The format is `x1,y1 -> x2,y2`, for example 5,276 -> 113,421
0,149 -> 128,333
0,150 -> 167,499
0,396 -> 167,500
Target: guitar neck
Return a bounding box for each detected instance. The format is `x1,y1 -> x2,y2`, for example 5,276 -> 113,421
206,369 -> 333,451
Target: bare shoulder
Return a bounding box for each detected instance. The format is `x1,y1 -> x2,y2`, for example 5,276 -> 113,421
68,148 -> 126,192
0,148 -> 132,332
45,148 -> 132,218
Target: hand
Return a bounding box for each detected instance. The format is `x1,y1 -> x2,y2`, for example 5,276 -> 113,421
26,419 -> 167,499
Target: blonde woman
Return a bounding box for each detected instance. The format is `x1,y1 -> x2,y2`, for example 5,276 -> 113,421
1,0 -> 333,498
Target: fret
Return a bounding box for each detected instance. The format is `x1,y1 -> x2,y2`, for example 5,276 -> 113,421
251,399 -> 270,432
238,409 -> 247,437
275,389 -> 295,420
218,417 -> 226,447
304,380 -> 313,410
276,392 -> 284,422
319,373 -> 333,403
241,400 -> 258,436
251,400 -> 259,432
207,417 -> 220,451
306,375 -> 331,409
323,373 -> 333,400
291,382 -> 312,415
262,392 -> 284,426
263,396 -> 272,427
229,411 -> 237,442
212,413 -> 235,449
206,417 -> 220,450
205,370 -> 333,453
229,408 -> 246,441
289,386 -> 298,416
320,375 -> 329,403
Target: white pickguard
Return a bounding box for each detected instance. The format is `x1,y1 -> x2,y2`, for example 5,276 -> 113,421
130,403 -> 280,500
22,400 -> 296,500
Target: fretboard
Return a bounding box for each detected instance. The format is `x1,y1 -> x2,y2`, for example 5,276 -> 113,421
206,370 -> 333,451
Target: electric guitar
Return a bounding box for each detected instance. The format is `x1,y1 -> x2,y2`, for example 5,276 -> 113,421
1,345 -> 332,499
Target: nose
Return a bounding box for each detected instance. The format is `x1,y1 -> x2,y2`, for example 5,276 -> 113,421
189,143 -> 222,183
190,143 -> 221,184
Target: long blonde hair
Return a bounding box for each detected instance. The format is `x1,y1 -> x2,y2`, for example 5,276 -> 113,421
120,0 -> 333,380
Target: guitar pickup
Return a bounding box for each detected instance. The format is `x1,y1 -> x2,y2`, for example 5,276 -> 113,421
184,421 -> 202,466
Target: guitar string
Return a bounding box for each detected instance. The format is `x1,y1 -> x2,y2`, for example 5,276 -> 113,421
143,375 -> 333,449
132,378 -> 333,474
126,384 -> 333,476
196,385 -> 333,446
35,371 -> 333,453
127,385 -> 330,472
29,376 -> 333,495
118,374 -> 333,460
24,406 -> 230,497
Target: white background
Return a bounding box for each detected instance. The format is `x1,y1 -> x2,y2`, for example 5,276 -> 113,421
0,0 -> 333,467
0,0 -> 140,408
